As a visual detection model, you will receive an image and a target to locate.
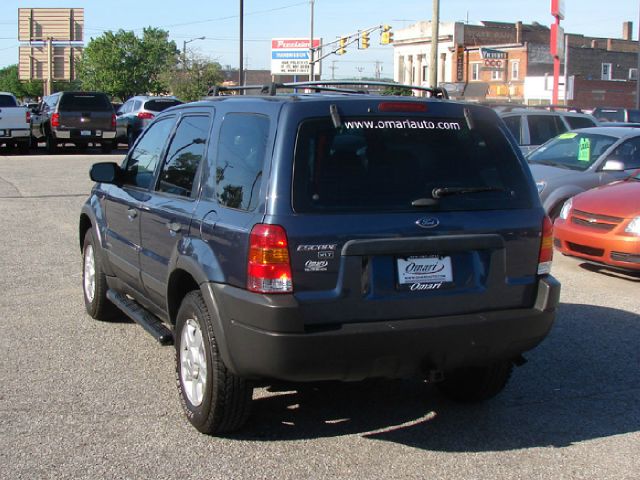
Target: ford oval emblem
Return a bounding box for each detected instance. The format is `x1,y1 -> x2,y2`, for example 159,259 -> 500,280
416,217 -> 439,228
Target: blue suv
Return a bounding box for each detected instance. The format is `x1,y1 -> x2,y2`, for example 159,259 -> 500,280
80,82 -> 560,434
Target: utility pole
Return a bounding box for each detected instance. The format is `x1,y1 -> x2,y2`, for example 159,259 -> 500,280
309,0 -> 315,81
330,60 -> 337,80
429,0 -> 440,88
637,0 -> 640,108
239,0 -> 244,89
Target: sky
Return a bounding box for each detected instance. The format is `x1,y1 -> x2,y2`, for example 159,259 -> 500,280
1,0 -> 638,80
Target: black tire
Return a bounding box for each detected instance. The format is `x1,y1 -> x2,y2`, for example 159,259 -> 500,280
46,133 -> 58,154
127,130 -> 138,149
101,141 -> 113,154
82,229 -> 117,321
436,360 -> 513,403
17,140 -> 30,154
175,290 -> 253,434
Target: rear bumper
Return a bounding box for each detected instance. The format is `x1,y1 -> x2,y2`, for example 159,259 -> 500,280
0,129 -> 30,139
54,129 -> 116,141
208,275 -> 560,382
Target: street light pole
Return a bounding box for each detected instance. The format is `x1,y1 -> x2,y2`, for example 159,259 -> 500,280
183,36 -> 205,68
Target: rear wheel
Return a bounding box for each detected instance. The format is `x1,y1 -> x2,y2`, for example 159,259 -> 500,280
436,360 -> 513,403
45,133 -> 58,154
101,141 -> 113,154
175,291 -> 253,434
127,130 -> 138,149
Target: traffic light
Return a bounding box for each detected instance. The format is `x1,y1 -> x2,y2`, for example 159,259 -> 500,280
380,25 -> 393,45
360,31 -> 370,49
338,36 -> 347,55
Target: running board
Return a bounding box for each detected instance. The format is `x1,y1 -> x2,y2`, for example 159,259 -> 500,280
107,290 -> 174,345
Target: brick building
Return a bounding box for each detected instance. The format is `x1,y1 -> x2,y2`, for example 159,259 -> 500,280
393,20 -> 639,108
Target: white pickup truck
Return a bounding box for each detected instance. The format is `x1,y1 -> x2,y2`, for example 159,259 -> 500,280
0,92 -> 31,153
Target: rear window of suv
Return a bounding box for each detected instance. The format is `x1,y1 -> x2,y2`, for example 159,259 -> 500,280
292,116 -> 533,212
144,99 -> 182,112
59,94 -> 113,112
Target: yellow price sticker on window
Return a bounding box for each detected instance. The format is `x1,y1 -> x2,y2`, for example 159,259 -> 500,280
558,132 -> 577,139
578,138 -> 591,162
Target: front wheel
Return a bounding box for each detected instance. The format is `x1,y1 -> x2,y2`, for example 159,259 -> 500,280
175,291 -> 253,434
82,229 -> 117,320
436,360 -> 513,403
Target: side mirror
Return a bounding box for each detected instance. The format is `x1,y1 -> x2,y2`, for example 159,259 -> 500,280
601,158 -> 625,172
116,110 -> 123,116
90,162 -> 121,184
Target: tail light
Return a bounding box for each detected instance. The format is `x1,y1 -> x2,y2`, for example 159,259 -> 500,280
537,215 -> 554,275
25,110 -> 31,124
137,112 -> 155,120
247,224 -> 293,293
111,113 -> 117,128
51,113 -> 60,127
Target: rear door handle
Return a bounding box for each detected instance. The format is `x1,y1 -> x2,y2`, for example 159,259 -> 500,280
127,208 -> 138,220
166,222 -> 181,233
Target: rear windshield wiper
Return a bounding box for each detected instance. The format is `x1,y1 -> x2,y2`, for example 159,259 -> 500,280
431,186 -> 505,199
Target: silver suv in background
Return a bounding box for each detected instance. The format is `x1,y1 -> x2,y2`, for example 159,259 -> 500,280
500,109 -> 598,155
115,95 -> 182,147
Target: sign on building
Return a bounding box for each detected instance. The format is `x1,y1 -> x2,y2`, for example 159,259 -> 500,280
271,38 -> 321,76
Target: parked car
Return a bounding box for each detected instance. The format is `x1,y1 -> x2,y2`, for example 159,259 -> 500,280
528,127 -> 640,218
500,109 -> 598,155
592,107 -> 640,123
0,92 -> 31,153
116,95 -> 182,147
31,91 -> 116,153
80,82 -> 559,434
553,169 -> 640,272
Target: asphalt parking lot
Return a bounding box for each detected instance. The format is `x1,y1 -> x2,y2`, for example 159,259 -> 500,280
1,149 -> 639,480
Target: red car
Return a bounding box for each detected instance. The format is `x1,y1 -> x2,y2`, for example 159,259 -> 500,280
553,169 -> 640,271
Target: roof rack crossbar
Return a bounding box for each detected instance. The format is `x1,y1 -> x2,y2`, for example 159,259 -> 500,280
207,81 -> 449,99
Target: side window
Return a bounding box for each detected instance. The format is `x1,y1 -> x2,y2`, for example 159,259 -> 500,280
122,117 -> 175,188
119,100 -> 132,114
527,115 -> 566,145
133,100 -> 143,111
157,115 -> 210,197
214,114 -> 269,211
607,137 -> 640,170
565,116 -> 596,129
502,116 -> 522,143
628,110 -> 640,123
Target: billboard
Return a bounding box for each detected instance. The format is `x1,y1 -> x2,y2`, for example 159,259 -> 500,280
18,46 -> 82,81
18,8 -> 84,42
271,38 -> 321,76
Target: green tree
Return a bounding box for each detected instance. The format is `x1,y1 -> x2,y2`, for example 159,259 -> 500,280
166,53 -> 223,101
0,65 -> 43,99
76,27 -> 178,101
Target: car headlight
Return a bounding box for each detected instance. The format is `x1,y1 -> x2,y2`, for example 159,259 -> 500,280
559,197 -> 573,220
536,181 -> 546,194
625,216 -> 640,235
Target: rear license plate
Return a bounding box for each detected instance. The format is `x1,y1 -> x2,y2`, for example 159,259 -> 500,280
397,255 -> 453,286
80,130 -> 91,136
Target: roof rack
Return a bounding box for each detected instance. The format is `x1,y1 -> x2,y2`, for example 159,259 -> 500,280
207,81 -> 449,99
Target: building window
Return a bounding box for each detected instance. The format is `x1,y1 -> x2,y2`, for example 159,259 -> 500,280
511,61 -> 520,80
422,64 -> 428,83
601,63 -> 612,81
491,68 -> 503,81
471,62 -> 480,81
398,56 -> 405,83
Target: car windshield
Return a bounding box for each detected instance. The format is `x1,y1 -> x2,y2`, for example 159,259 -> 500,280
144,99 -> 182,112
528,132 -> 618,171
292,115 -> 532,212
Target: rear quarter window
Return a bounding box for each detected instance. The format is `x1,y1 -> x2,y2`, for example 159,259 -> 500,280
527,115 -> 566,145
565,116 -> 596,129
292,114 -> 533,212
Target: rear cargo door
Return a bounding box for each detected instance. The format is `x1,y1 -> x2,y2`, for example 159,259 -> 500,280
280,104 -> 544,327
58,93 -> 114,130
